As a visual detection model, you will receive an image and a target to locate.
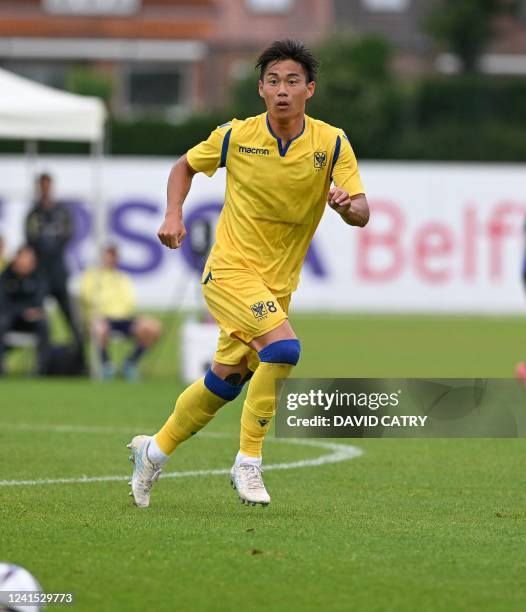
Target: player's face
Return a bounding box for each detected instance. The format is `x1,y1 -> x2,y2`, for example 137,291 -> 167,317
258,59 -> 315,120
102,248 -> 118,269
38,175 -> 53,201
13,248 -> 36,276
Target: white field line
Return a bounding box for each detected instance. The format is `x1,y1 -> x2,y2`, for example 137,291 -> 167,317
0,423 -> 227,437
0,423 -> 363,487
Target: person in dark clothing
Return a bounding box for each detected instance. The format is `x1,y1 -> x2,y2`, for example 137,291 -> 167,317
25,173 -> 82,346
0,246 -> 49,375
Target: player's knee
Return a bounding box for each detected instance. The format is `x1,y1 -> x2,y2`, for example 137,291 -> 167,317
204,368 -> 246,401
136,317 -> 161,345
150,319 -> 162,341
258,339 -> 301,366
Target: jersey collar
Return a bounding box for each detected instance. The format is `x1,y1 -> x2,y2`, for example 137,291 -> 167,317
265,113 -> 306,158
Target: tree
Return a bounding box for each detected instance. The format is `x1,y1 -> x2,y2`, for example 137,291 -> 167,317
66,67 -> 113,105
229,36 -> 403,157
426,0 -> 507,73
307,36 -> 403,157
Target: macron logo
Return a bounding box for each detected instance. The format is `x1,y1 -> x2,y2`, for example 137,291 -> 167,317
238,145 -> 270,156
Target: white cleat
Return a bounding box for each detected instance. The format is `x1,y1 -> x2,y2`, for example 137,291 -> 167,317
127,435 -> 161,508
230,463 -> 271,506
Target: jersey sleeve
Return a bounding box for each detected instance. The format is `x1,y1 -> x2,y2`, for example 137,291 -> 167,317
331,131 -> 365,197
186,122 -> 233,177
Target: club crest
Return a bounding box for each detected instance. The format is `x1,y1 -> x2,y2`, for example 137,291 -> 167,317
250,301 -> 268,319
314,151 -> 327,170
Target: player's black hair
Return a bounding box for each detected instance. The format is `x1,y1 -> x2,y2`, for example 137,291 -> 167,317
103,243 -> 119,255
256,39 -> 319,83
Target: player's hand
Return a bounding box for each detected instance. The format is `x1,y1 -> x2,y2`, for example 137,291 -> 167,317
158,214 -> 187,249
327,187 -> 352,216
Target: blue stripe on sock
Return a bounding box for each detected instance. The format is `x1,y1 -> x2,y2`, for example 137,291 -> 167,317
204,368 -> 243,401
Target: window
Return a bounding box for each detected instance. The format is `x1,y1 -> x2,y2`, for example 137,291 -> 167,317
42,0 -> 140,15
2,61 -> 70,89
245,0 -> 294,14
122,65 -> 188,120
128,71 -> 182,107
361,0 -> 409,11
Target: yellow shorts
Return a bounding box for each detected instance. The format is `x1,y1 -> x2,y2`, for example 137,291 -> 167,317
201,266 -> 291,372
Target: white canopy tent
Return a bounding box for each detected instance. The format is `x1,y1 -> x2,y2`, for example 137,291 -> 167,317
0,67 -> 106,142
0,67 -> 107,377
0,67 -> 107,247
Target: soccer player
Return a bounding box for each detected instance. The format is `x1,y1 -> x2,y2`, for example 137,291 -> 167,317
128,39 -> 369,507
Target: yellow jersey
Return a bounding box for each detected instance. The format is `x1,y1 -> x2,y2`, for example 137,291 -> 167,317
187,112 -> 364,296
79,267 -> 136,321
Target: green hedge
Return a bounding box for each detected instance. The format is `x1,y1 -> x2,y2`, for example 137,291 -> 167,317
109,114 -> 224,156
0,114 -> 224,157
389,121 -> 526,162
1,77 -> 525,161
413,76 -> 526,127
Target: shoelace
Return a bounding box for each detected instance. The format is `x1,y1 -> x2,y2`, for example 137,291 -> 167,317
141,469 -> 161,492
239,463 -> 265,490
138,468 -> 161,492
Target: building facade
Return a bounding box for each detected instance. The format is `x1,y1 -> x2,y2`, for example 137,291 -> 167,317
1,0 -> 525,117
0,0 -> 332,117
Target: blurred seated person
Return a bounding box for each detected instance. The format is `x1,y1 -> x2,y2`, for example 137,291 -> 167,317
0,235 -> 7,271
0,245 -> 49,376
79,245 -> 162,380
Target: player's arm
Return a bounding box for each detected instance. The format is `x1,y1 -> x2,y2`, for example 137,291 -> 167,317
328,190 -> 369,227
158,154 -> 196,250
158,123 -> 231,249
329,132 -> 369,227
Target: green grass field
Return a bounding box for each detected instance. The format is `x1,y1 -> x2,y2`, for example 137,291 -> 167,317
1,314 -> 526,611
